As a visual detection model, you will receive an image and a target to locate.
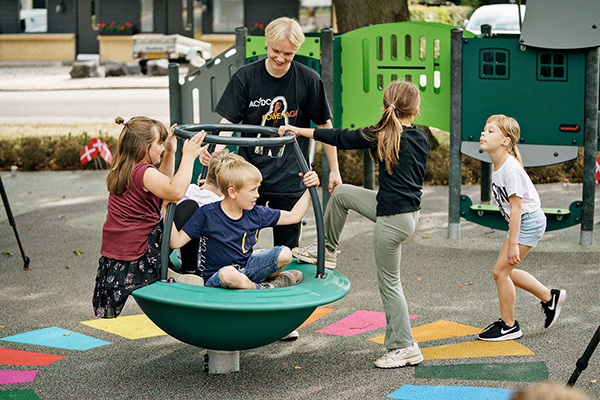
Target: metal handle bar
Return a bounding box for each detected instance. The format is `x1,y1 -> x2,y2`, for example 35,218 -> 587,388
162,124 -> 327,280
174,124 -> 295,147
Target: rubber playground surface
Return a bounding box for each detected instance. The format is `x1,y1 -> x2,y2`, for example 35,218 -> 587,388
0,170 -> 599,399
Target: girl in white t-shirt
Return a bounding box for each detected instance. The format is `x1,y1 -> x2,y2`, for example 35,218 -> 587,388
477,114 -> 565,341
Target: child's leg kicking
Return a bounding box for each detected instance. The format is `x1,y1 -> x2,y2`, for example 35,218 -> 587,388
294,184 -> 377,268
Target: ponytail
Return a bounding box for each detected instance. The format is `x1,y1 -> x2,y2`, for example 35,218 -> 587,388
363,81 -> 420,175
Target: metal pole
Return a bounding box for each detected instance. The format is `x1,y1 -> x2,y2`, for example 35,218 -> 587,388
580,47 -> 598,246
235,27 -> 247,71
168,63 -> 183,170
363,150 -> 375,190
480,161 -> 492,203
448,28 -> 463,240
321,28 -> 334,209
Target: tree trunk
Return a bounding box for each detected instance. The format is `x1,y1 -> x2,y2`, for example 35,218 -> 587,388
333,0 -> 409,33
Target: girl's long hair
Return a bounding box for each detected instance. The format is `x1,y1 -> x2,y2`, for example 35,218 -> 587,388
364,81 -> 420,174
106,116 -> 168,195
486,114 -> 523,166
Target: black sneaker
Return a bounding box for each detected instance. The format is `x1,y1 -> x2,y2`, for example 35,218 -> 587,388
541,289 -> 566,329
478,318 -> 523,341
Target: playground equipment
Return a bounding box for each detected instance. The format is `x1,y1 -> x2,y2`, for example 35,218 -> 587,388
132,125 -> 351,373
156,3 -> 597,371
448,0 -> 598,245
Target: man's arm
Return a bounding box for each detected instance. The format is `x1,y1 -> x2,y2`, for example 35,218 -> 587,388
317,119 -> 342,194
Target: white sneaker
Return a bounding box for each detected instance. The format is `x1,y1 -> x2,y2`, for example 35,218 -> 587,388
281,330 -> 299,341
374,342 -> 424,369
167,269 -> 204,286
292,242 -> 338,269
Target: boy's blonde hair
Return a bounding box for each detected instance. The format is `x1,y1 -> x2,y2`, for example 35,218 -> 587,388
215,153 -> 262,195
486,114 -> 523,166
265,17 -> 305,50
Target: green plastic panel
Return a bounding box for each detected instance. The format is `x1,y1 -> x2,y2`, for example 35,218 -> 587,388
132,262 -> 350,351
462,35 -> 585,147
337,21 -> 459,132
461,195 -> 582,232
244,34 -> 322,61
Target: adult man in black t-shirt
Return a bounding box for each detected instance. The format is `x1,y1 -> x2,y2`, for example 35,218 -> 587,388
201,17 -> 341,250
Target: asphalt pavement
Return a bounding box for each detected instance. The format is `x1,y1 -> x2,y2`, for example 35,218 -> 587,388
0,62 -> 599,400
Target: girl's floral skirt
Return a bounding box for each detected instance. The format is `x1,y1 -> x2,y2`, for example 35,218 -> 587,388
92,222 -> 162,318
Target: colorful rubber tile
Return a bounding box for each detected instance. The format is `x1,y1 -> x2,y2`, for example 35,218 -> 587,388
318,310 -> 419,337
420,340 -> 534,360
0,348 -> 64,366
386,384 -> 515,400
81,314 -> 166,339
0,370 -> 38,385
297,308 -> 335,330
0,327 -> 110,351
0,389 -> 40,400
413,361 -> 549,383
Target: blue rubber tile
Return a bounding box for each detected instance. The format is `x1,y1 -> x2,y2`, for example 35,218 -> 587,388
386,384 -> 516,400
0,327 -> 110,351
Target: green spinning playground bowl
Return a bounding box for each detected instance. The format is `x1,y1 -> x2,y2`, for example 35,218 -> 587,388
132,262 -> 350,351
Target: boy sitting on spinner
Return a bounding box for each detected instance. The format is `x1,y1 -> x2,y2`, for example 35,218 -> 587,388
170,153 -> 319,289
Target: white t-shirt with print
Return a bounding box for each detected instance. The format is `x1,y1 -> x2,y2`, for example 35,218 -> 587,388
178,184 -> 223,206
492,155 -> 541,222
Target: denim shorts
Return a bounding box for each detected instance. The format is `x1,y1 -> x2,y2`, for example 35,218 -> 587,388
204,246 -> 284,288
506,207 -> 546,247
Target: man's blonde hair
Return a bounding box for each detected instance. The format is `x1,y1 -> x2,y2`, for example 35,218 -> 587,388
265,17 -> 305,50
215,153 -> 262,195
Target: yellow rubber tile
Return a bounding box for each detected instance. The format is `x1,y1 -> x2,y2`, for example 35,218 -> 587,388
368,320 -> 483,345
297,307 -> 335,330
81,314 -> 167,339
421,340 -> 535,360
412,320 -> 484,342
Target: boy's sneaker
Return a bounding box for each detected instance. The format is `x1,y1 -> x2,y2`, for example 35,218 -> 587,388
478,318 -> 522,341
259,270 -> 302,289
374,342 -> 424,369
292,242 -> 338,269
541,289 -> 566,329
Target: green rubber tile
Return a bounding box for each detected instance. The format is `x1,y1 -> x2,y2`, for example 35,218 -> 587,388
0,390 -> 40,400
414,361 -> 548,383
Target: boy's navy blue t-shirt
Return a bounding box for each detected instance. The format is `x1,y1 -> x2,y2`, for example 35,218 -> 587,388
181,201 -> 280,280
